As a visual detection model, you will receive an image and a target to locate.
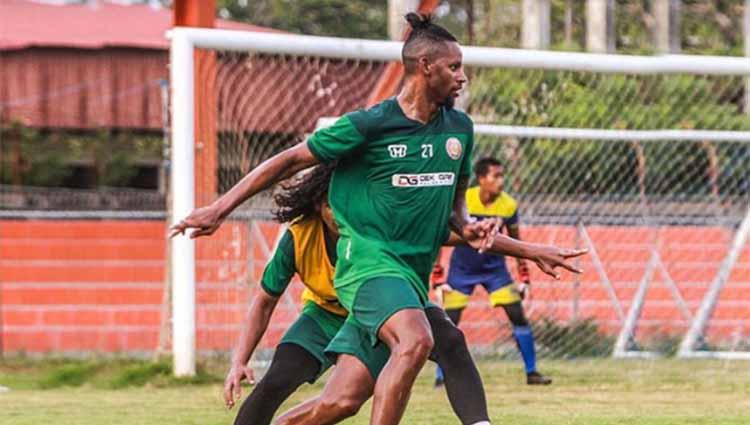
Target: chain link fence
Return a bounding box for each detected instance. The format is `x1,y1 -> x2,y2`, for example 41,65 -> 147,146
191,47 -> 750,362
6,35 -> 749,360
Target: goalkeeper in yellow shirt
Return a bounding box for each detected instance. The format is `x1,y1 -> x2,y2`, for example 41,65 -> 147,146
434,157 -> 551,386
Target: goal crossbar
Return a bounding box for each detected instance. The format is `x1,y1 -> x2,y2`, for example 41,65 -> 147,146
168,27 -> 750,75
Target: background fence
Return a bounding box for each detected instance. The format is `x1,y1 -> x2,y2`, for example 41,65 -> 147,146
2,32 -> 750,365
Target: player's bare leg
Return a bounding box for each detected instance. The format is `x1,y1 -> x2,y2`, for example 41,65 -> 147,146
275,354 -> 374,425
371,308 -> 434,425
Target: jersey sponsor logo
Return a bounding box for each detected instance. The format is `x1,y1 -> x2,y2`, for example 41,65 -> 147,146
387,144 -> 408,158
391,172 -> 456,187
445,137 -> 463,160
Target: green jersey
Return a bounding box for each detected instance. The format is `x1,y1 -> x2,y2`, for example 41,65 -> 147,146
307,98 -> 474,303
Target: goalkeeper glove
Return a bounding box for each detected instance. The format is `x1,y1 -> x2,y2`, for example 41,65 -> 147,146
430,263 -> 446,289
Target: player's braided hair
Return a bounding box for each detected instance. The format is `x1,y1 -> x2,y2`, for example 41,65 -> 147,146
272,162 -> 336,223
402,13 -> 458,74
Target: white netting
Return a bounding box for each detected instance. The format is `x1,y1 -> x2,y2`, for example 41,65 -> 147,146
463,66 -> 750,358
178,33 -> 750,363
465,127 -> 750,359
187,50 -> 387,358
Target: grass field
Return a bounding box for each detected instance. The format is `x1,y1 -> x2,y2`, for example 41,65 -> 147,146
1,357 -> 749,424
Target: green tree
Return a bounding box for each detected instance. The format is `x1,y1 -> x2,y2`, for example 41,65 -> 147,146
469,68 -> 750,197
217,0 -> 388,39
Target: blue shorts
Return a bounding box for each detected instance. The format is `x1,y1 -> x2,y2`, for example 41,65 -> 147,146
448,274 -> 511,296
443,276 -> 520,310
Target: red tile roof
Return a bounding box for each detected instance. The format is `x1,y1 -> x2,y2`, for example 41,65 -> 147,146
0,0 -> 274,51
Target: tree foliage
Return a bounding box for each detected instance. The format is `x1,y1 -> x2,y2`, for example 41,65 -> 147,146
217,0 -> 388,39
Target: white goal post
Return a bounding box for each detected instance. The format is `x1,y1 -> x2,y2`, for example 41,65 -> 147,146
169,27 -> 750,376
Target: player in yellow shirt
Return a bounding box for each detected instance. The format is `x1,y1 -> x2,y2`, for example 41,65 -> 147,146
435,157 -> 551,386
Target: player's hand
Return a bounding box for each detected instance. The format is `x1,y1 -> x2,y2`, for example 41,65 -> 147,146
528,245 -> 587,280
462,218 -> 502,254
169,205 -> 224,239
223,363 -> 255,409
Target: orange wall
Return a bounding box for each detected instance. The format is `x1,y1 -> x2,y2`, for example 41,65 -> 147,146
1,220 -> 748,354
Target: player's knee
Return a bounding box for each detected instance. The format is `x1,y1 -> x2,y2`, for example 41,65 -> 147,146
396,329 -> 434,363
433,325 -> 468,365
337,395 -> 365,417
317,393 -> 364,418
440,324 -> 467,352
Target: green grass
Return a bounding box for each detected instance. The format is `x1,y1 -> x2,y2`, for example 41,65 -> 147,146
1,358 -> 749,424
0,357 -> 221,391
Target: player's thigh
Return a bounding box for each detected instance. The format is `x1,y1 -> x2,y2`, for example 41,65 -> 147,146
377,308 -> 433,352
443,279 -> 476,311
280,303 -> 345,382
326,317 -> 391,382
320,354 -> 375,414
350,276 -> 426,346
487,281 -> 522,307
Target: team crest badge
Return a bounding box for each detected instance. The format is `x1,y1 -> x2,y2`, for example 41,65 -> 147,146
445,137 -> 462,160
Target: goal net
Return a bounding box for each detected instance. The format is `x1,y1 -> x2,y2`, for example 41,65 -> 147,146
169,28 -> 750,375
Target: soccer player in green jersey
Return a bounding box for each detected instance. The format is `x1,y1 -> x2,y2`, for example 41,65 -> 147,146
225,164 -> 487,425
225,165 -> 584,425
171,13 -> 582,425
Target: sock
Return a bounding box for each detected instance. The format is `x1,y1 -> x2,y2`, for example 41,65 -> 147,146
513,325 -> 537,374
435,364 -> 444,381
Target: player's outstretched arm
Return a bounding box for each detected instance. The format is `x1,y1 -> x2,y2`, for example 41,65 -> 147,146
169,142 -> 319,239
224,290 -> 280,409
445,231 -> 587,279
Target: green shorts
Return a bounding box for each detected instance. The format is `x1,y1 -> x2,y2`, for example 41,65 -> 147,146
325,315 -> 392,379
279,302 -> 346,382
337,276 -> 425,346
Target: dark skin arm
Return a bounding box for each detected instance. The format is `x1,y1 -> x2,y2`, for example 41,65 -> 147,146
444,231 -> 586,280
507,224 -> 530,282
223,290 -> 280,409
169,142 -> 319,239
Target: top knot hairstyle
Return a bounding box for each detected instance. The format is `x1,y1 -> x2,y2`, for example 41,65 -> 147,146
273,162 -> 336,223
402,12 -> 458,74
404,12 -> 436,31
